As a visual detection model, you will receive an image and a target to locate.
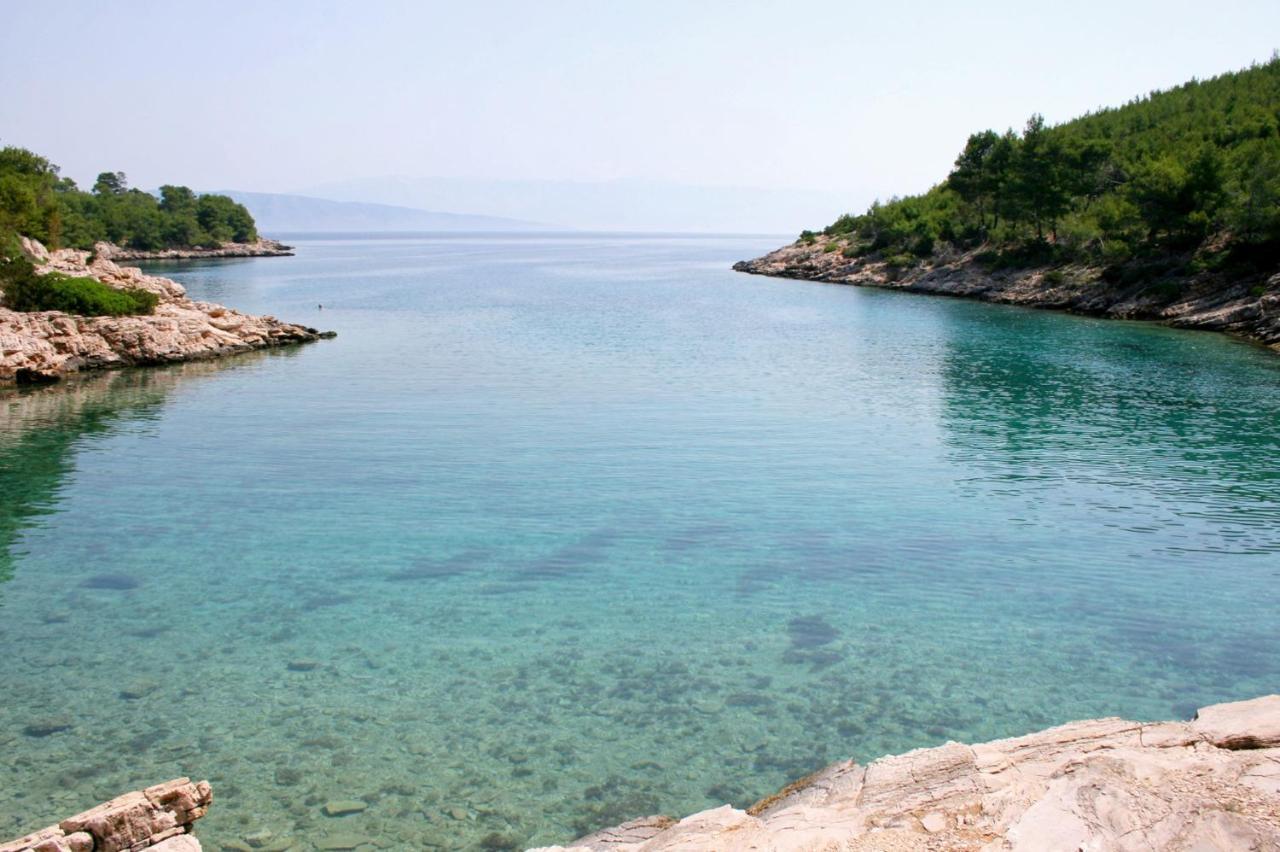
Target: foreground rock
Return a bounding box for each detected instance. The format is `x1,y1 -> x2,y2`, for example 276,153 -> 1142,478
1,238 -> 331,384
96,238 -> 294,260
0,778 -> 211,852
538,695 -> 1280,851
735,237 -> 1280,351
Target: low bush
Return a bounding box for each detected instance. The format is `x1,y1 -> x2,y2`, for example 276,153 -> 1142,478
0,257 -> 158,316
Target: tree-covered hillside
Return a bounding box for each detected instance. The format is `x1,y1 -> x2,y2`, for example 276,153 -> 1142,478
813,56 -> 1280,278
0,146 -> 258,251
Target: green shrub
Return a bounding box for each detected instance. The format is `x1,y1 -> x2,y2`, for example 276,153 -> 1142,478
1043,270 -> 1066,286
884,253 -> 916,269
0,257 -> 158,316
822,241 -> 840,253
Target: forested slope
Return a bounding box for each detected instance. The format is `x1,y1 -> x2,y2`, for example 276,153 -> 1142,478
807,56 -> 1280,282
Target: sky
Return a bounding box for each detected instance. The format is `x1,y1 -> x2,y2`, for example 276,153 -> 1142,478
2,0 -> 1278,230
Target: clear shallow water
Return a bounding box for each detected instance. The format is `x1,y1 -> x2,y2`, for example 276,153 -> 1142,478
1,233 -> 1278,850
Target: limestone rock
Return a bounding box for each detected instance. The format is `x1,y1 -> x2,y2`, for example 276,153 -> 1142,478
93,238 -> 294,261
1192,693 -> 1280,750
149,839 -> 203,852
569,815 -> 677,847
2,237 -> 330,385
734,237 -> 1280,351
537,695 -> 1280,851
0,778 -> 211,852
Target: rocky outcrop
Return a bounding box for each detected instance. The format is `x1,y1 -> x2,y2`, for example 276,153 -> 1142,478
0,778 -> 211,852
734,237 -> 1280,351
0,238 -> 331,384
537,695 -> 1280,851
95,238 -> 294,260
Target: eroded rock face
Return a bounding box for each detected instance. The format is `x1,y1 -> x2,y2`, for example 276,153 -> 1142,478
734,237 -> 1280,351
0,778 -> 211,852
538,695 -> 1280,851
1,238 -> 330,384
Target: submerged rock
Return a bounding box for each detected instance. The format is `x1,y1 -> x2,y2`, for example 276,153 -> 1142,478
785,615 -> 839,649
21,716 -> 72,737
119,679 -> 160,700
81,573 -> 141,591
321,801 -> 367,817
313,833 -> 370,851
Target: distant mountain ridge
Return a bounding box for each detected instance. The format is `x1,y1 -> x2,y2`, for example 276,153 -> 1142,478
215,191 -> 544,233
294,176 -> 846,233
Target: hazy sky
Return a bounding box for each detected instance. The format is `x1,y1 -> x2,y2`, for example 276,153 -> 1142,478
3,0 -> 1278,222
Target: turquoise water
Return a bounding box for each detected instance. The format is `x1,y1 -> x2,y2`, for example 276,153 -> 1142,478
1,233 -> 1278,851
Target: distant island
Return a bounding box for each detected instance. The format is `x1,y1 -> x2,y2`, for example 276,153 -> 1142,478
736,57 -> 1280,350
218,190 -> 544,233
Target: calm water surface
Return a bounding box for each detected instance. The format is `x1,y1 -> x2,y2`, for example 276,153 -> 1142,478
1,234 -> 1278,850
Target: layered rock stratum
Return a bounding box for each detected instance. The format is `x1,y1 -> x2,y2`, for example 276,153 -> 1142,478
0,778 -> 211,852
0,238 -> 329,383
537,695 -> 1280,851
735,237 -> 1280,351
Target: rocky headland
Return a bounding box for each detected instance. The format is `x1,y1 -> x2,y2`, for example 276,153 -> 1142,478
537,695 -> 1280,851
97,238 -> 294,261
0,238 -> 331,384
0,778 -> 211,852
735,236 -> 1280,351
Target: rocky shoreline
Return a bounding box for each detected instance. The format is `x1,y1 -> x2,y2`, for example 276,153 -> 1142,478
98,238 -> 294,261
0,778 -> 211,852
0,238 -> 331,384
2,699 -> 1274,851
734,236 -> 1280,351
539,695 -> 1280,851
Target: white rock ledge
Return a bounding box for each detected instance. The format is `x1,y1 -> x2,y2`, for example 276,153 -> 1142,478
1,238 -> 330,384
0,778 -> 211,852
535,695 -> 1280,851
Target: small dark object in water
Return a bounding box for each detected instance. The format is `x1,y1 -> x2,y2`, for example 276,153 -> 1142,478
82,573 -> 141,591
725,691 -> 774,708
275,765 -> 304,786
301,593 -> 356,611
479,832 -> 521,852
23,717 -> 72,737
787,614 -> 839,649
705,782 -> 748,807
